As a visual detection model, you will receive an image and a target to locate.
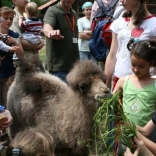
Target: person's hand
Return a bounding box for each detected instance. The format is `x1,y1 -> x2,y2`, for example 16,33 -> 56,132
0,110 -> 13,130
48,30 -> 64,40
9,46 -> 20,52
133,135 -> 146,150
5,36 -> 17,45
124,147 -> 140,156
19,16 -> 24,20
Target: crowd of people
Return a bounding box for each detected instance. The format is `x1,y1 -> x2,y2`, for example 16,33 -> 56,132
0,0 -> 156,155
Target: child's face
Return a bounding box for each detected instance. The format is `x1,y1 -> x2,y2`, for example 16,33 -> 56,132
83,7 -> 92,18
131,55 -> 151,78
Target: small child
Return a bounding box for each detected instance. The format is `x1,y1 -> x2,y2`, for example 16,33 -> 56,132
19,2 -> 42,45
6,128 -> 54,156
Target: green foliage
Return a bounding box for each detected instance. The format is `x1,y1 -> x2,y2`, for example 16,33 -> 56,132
2,1 -> 13,8
1,0 -> 49,8
88,92 -> 138,156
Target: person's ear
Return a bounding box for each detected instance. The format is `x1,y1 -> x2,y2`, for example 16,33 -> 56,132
150,60 -> 154,67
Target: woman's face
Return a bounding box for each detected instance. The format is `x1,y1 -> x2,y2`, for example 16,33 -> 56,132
1,12 -> 14,29
119,0 -> 140,10
83,7 -> 92,19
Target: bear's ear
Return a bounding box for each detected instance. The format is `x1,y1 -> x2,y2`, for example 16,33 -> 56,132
78,82 -> 89,93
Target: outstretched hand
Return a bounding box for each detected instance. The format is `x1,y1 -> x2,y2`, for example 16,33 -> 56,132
48,30 -> 64,40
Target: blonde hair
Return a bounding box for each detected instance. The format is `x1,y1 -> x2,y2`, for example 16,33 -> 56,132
0,7 -> 15,17
25,2 -> 38,17
6,128 -> 54,156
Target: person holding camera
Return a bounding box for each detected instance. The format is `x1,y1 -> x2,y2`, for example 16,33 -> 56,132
0,7 -> 24,107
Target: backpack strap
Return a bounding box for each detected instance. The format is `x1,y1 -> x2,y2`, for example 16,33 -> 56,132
96,0 -> 105,8
95,0 -> 119,18
109,0 -> 119,9
113,6 -> 125,19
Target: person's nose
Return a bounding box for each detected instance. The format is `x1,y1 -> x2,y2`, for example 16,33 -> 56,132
133,67 -> 139,73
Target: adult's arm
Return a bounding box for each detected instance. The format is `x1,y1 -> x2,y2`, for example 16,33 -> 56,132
43,24 -> 64,40
104,32 -> 118,87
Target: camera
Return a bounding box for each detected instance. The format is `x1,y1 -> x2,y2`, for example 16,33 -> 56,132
1,34 -> 7,42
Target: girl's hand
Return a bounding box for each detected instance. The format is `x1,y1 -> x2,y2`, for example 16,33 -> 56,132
124,147 -> 140,156
5,36 -> 17,45
133,135 -> 146,151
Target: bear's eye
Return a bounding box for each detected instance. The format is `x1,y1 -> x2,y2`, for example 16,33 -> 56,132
78,83 -> 88,92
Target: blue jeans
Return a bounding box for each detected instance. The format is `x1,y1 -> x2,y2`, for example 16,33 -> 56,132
79,51 -> 96,62
49,71 -> 68,83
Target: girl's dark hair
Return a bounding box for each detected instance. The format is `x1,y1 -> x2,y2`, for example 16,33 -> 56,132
122,0 -> 147,26
127,38 -> 156,66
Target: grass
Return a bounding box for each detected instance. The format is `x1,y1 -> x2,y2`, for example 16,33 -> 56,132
39,37 -> 46,65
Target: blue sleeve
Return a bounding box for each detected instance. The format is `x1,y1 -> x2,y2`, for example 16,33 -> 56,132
152,112 -> 156,125
8,29 -> 19,38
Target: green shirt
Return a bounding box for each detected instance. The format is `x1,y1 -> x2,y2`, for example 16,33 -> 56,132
43,2 -> 79,72
123,76 -> 156,126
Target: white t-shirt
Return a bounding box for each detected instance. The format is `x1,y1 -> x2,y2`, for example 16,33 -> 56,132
110,15 -> 156,78
78,17 -> 91,52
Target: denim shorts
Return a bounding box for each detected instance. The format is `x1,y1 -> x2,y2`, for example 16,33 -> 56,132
49,71 -> 68,83
79,51 -> 96,62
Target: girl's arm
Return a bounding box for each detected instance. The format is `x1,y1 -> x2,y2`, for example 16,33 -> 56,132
112,76 -> 125,94
137,132 -> 156,156
104,32 -> 118,87
136,120 -> 155,137
78,30 -> 92,40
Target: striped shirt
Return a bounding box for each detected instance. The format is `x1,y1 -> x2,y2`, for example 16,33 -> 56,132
21,17 -> 42,36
